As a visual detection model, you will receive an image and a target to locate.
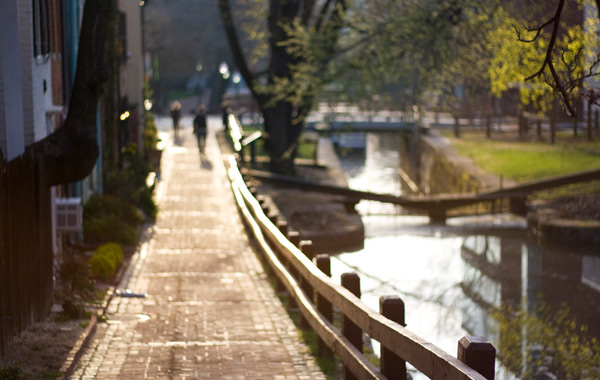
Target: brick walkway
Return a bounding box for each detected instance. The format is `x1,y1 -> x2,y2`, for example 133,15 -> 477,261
72,118 -> 325,379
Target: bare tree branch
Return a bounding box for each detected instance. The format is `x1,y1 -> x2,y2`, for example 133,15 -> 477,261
548,59 -> 577,115
519,0 -> 584,115
514,23 -> 543,43
301,0 -> 316,25
316,0 -> 334,32
524,0 -> 565,82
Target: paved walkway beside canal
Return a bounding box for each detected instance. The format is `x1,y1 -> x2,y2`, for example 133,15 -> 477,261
72,117 -> 325,379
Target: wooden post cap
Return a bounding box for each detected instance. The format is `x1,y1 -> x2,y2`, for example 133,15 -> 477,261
299,240 -> 314,259
287,230 -> 301,246
277,220 -> 288,235
268,213 -> 278,225
457,336 -> 496,380
379,295 -> 405,326
314,254 -> 331,276
341,272 -> 360,297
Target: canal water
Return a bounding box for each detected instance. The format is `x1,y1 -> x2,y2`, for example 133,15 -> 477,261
329,132 -> 600,380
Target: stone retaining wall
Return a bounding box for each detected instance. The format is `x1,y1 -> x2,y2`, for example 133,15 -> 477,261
399,131 -> 504,195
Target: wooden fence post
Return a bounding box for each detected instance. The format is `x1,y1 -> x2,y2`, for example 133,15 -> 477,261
588,98 -> 593,141
342,272 -> 362,380
287,230 -> 301,247
277,220 -> 288,236
457,336 -> 496,380
299,242 -> 314,289
315,255 -> 333,358
380,296 -> 407,380
250,142 -> 257,164
260,203 -> 269,217
269,213 -> 278,225
299,240 -> 314,260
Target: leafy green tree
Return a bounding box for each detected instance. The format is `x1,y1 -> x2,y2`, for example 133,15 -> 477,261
344,0 -> 498,133
490,1 -> 600,118
219,0 -> 348,173
493,303 -> 600,379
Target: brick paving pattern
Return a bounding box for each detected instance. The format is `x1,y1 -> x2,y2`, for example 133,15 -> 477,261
72,118 -> 325,379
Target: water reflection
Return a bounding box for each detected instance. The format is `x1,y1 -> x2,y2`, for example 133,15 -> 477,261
332,132 -> 600,379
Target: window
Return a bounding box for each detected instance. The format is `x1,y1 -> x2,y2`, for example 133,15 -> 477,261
33,0 -> 50,57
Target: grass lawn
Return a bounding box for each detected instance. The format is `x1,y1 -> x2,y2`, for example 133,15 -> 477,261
441,130 -> 600,182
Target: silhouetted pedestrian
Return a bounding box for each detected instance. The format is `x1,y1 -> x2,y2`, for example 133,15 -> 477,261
170,101 -> 182,137
221,98 -> 231,132
193,105 -> 207,154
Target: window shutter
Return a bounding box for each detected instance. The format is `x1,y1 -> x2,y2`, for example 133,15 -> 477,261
32,0 -> 50,57
40,0 -> 50,55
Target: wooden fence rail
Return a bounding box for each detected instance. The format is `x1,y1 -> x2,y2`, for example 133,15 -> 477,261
0,152 -> 54,356
226,153 -> 496,380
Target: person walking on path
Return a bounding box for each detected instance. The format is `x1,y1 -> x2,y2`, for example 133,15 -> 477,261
170,100 -> 182,138
193,105 -> 207,154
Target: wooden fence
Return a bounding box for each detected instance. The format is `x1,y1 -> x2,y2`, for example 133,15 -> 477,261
224,113 -> 497,379
0,152 -> 54,356
226,155 -> 497,379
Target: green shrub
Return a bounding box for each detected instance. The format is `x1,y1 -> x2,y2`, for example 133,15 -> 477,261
84,193 -> 143,225
89,253 -> 115,279
89,242 -> 123,279
84,214 -> 139,245
96,242 -> 123,265
83,194 -> 142,245
59,249 -> 93,297
143,113 -> 159,152
139,187 -> 158,220
0,362 -> 25,380
104,144 -> 158,221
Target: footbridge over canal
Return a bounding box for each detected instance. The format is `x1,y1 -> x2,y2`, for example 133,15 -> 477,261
245,167 -> 600,223
306,119 -> 430,134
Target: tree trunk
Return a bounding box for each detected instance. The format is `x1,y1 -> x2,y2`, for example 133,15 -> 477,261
550,99 -> 556,144
263,102 -> 304,174
453,114 -> 460,138
588,98 -> 593,141
28,0 -> 117,187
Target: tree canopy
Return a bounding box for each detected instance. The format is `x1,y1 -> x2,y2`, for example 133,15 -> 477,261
219,0 -> 348,173
216,0 -> 599,169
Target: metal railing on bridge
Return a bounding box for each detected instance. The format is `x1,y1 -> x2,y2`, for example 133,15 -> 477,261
223,114 -> 497,380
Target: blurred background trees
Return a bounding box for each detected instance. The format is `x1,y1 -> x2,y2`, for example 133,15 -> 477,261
144,0 -> 600,167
